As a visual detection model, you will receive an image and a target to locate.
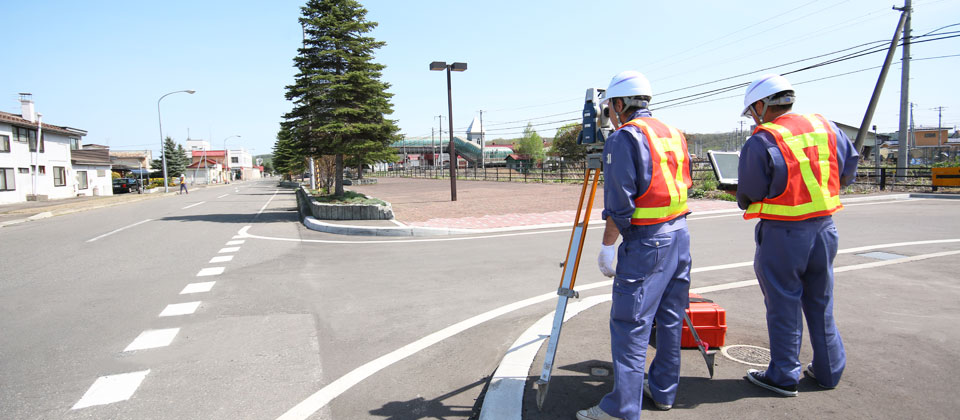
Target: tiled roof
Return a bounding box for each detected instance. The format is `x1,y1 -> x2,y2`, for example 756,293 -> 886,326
192,150 -> 226,157
187,159 -> 220,168
0,111 -> 87,137
71,149 -> 112,166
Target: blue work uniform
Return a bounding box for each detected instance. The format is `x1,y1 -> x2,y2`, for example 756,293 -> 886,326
736,114 -> 859,388
600,109 -> 692,420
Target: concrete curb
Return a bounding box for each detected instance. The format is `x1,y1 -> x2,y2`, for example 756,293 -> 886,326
909,193 -> 960,200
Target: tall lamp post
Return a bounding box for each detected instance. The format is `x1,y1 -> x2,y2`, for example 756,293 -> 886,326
223,135 -> 241,183
157,89 -> 196,192
430,61 -> 467,201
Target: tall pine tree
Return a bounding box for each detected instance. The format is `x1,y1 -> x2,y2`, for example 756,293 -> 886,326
283,0 -> 399,196
151,137 -> 187,178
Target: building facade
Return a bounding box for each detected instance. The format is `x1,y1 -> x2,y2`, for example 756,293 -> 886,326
0,94 -> 92,204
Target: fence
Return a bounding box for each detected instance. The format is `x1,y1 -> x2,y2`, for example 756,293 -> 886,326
373,159 -> 718,185
854,166 -> 960,191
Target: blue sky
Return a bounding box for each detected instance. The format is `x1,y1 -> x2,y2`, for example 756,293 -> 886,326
3,0 -> 958,157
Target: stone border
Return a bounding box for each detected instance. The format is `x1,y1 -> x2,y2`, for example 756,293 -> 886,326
294,186 -> 393,220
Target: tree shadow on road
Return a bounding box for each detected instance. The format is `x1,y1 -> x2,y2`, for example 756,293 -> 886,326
158,209 -> 299,224
368,376 -> 488,420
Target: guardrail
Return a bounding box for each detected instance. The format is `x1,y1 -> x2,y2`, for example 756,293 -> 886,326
853,166 -> 960,191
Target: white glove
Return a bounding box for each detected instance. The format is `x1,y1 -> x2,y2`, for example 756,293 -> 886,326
598,244 -> 616,278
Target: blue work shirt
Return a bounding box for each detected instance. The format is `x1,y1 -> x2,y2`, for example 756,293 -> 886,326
602,109 -> 689,238
736,114 -> 860,211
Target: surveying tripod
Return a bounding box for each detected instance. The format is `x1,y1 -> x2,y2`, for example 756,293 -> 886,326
534,152 -> 603,409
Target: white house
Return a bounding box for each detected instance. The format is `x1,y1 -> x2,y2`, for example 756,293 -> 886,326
226,148 -> 261,180
0,94 -> 93,204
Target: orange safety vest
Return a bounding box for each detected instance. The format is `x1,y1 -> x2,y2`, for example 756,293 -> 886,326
743,113 -> 843,221
619,117 -> 692,225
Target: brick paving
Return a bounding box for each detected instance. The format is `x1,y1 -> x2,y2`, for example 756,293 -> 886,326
348,177 -> 739,229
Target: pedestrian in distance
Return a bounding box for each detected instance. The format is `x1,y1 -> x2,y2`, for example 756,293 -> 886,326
579,71 -> 693,420
179,173 -> 188,195
736,74 -> 859,397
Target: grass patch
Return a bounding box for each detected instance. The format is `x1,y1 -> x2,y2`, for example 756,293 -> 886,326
312,190 -> 386,205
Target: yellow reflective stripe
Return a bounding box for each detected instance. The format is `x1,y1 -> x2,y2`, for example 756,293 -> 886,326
748,195 -> 841,217
759,115 -> 835,215
629,119 -> 688,221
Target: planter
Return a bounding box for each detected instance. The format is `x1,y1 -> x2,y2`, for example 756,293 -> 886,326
296,186 -> 393,220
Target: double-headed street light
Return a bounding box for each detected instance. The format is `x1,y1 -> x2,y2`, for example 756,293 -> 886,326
157,89 -> 196,192
430,61 -> 467,201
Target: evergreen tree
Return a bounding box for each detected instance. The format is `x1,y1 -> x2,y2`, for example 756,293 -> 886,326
151,137 -> 186,178
283,0 -> 400,195
274,126 -> 306,179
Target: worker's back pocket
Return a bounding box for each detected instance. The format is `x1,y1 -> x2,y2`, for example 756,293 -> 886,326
616,234 -> 672,280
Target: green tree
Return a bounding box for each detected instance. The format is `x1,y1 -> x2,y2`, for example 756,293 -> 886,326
514,123 -> 545,163
151,137 -> 186,178
273,126 -> 306,179
549,122 -> 586,166
283,0 -> 400,196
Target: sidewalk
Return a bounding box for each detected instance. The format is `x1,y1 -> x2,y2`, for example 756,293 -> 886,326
0,183 -> 226,228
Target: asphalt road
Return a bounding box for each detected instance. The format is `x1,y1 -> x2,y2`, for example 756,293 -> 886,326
1,180 -> 958,420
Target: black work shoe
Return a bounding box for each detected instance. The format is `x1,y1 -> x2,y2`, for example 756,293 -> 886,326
643,379 -> 672,410
803,363 -> 836,389
746,369 -> 798,397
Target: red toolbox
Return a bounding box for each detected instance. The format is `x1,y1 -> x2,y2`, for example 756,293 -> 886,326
681,293 -> 727,349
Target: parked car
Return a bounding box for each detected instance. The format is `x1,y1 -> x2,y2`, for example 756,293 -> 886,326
113,178 -> 142,194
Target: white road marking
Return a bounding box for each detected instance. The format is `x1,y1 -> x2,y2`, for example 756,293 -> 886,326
71,370 -> 150,410
479,247 -> 960,418
124,328 -> 180,352
255,189 -> 280,219
159,302 -> 201,317
389,219 -> 406,227
196,267 -> 225,277
277,240 -> 960,420
181,201 -> 206,210
217,194 -> 230,199
86,219 -> 152,243
225,240 -> 245,246
219,247 -> 241,253
209,255 -> 233,263
181,281 -> 216,294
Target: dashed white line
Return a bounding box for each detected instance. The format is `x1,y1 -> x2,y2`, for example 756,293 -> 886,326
217,194 -> 230,199
181,281 -> 216,294
225,240 -> 245,246
197,267 -> 225,277
124,328 -> 180,352
72,370 -> 150,410
86,219 -> 152,243
159,302 -> 201,317
209,255 -> 233,263
219,247 -> 240,253
181,201 -> 206,210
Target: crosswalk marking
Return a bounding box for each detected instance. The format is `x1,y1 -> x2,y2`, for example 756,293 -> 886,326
159,302 -> 201,317
124,329 -> 180,352
71,370 -> 150,410
197,267 -> 225,277
181,281 -> 216,294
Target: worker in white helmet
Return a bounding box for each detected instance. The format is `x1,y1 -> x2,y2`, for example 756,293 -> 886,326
579,71 -> 693,420
736,74 -> 859,396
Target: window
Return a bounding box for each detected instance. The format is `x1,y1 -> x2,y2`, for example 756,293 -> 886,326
13,126 -> 34,143
18,168 -> 29,174
77,171 -> 88,190
53,166 -> 66,186
70,138 -> 80,150
0,134 -> 9,152
97,169 -> 105,177
29,132 -> 44,153
0,168 -> 14,191
924,133 -> 936,138
231,157 -> 239,164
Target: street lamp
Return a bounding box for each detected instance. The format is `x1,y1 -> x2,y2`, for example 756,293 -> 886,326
430,61 -> 467,201
223,135 -> 241,183
157,89 -> 196,192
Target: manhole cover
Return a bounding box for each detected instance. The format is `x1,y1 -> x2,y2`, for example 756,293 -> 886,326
721,345 -> 771,367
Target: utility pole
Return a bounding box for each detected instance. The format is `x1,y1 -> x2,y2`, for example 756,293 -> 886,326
896,0 -> 912,177
436,114 -> 444,171
932,106 -> 947,146
431,127 -> 435,174
479,110 -> 485,170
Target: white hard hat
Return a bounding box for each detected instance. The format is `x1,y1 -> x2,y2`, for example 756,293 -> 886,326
742,74 -> 794,117
600,70 -> 652,105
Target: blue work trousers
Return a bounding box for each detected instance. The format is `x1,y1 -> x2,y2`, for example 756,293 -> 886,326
754,217 -> 846,388
599,227 -> 691,420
